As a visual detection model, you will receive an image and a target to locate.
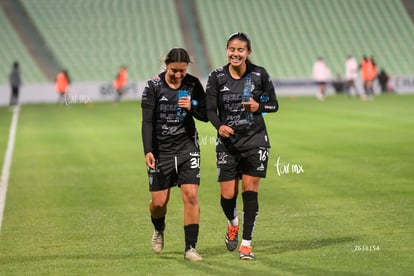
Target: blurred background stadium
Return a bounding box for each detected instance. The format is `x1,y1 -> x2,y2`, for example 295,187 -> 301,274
1,2 -> 414,273
1,0 -> 414,104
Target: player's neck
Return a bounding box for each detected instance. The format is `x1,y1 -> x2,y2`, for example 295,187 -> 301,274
165,75 -> 181,89
228,64 -> 246,80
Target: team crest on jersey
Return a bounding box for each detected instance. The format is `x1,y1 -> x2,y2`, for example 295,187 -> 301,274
217,152 -> 228,164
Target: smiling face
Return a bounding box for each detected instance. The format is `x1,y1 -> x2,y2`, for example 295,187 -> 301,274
165,62 -> 188,85
226,38 -> 252,70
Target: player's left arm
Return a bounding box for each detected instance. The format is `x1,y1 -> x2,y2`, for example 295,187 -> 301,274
255,69 -> 279,114
191,79 -> 208,122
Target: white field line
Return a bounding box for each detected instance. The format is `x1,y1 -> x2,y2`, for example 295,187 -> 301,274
0,105 -> 20,232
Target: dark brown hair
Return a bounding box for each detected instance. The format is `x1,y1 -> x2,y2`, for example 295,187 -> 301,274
226,32 -> 252,51
164,48 -> 191,64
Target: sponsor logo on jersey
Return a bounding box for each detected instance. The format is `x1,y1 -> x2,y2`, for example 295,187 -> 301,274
257,163 -> 265,171
220,86 -> 230,92
160,96 -> 168,101
217,72 -> 225,78
161,124 -> 185,136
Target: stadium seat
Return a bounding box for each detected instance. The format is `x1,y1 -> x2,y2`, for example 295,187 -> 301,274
1,0 -> 413,83
0,8 -> 46,83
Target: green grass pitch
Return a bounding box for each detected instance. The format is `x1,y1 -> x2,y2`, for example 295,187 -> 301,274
0,94 -> 413,275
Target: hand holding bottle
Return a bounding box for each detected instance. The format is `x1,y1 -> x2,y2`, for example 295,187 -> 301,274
242,98 -> 259,112
178,96 -> 191,110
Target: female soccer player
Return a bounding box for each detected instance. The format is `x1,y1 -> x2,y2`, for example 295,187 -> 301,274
141,48 -> 207,261
206,32 -> 279,260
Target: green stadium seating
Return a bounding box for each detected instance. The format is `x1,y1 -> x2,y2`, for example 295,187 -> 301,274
0,8 -> 46,83
195,0 -> 414,79
20,0 -> 186,82
1,0 -> 413,83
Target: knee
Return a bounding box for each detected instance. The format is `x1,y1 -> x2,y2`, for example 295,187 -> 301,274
150,197 -> 167,210
183,192 -> 199,206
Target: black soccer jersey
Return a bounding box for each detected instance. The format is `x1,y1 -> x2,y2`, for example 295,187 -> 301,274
206,63 -> 278,152
141,72 -> 207,157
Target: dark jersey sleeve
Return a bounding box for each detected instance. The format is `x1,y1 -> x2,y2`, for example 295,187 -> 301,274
141,81 -> 156,155
205,71 -> 223,130
142,108 -> 154,155
255,67 -> 279,114
190,78 -> 208,122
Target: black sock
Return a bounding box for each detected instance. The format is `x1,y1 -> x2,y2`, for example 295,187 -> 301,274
221,195 -> 237,221
184,224 -> 199,251
242,191 -> 258,241
151,216 -> 165,232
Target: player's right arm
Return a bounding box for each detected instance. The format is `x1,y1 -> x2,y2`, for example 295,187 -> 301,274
206,70 -> 234,138
141,80 -> 157,168
145,152 -> 156,169
206,71 -> 225,130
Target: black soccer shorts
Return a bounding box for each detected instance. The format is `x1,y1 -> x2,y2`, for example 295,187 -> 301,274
147,151 -> 201,191
216,147 -> 269,182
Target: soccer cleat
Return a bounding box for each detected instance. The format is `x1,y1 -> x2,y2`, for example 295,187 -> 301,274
184,247 -> 203,261
239,245 -> 255,260
225,224 -> 239,251
151,229 -> 164,253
